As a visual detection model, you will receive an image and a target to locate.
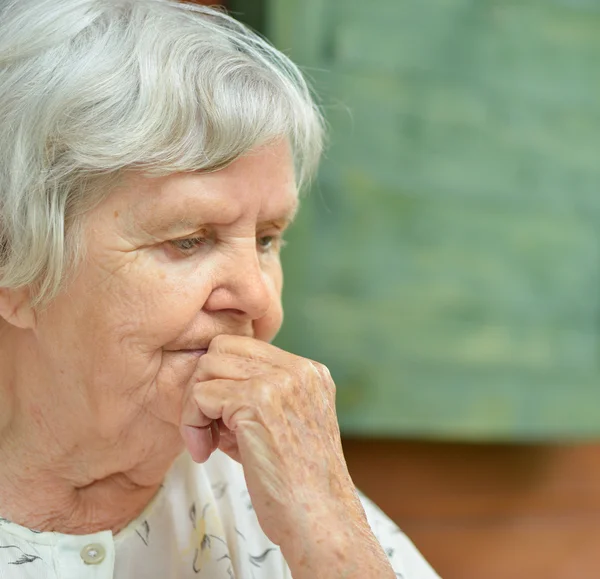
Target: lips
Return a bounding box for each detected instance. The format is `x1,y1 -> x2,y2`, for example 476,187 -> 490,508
180,349 -> 208,357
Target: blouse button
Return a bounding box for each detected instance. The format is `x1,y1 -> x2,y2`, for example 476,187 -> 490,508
80,543 -> 106,565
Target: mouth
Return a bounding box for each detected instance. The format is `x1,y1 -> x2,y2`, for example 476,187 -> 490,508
178,349 -> 208,357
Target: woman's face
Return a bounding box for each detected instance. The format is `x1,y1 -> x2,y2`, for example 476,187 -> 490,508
26,140 -> 297,477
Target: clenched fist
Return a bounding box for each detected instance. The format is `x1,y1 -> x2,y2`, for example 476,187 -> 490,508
179,335 -> 395,579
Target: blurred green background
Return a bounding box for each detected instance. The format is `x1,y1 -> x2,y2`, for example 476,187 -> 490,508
230,0 -> 600,441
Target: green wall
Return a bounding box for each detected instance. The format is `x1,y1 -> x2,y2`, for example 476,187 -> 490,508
239,0 -> 600,440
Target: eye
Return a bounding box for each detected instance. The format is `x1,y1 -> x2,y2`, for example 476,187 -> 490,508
257,234 -> 285,253
258,235 -> 274,250
169,237 -> 208,254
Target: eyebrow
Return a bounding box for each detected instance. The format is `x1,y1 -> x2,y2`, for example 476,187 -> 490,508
143,199 -> 300,236
260,203 -> 300,230
139,215 -> 204,237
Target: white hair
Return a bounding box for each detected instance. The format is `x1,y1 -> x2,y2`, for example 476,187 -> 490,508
0,0 -> 323,306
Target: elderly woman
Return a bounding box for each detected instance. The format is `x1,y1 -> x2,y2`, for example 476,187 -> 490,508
0,1 -> 439,578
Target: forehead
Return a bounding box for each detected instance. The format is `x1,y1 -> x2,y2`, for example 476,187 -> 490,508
113,140 -> 299,231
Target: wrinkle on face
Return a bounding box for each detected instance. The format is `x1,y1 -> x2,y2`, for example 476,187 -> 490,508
0,140 -> 297,533
11,139 -> 295,482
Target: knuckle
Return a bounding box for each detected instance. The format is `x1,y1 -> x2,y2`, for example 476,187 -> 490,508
311,360 -> 333,383
287,360 -> 307,382
326,376 -> 336,395
190,379 -> 206,397
315,361 -> 331,379
250,377 -> 275,407
313,362 -> 336,396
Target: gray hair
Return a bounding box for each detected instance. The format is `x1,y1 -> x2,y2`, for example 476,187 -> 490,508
0,0 -> 324,307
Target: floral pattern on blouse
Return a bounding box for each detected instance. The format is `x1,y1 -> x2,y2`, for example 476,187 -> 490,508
0,452 -> 440,578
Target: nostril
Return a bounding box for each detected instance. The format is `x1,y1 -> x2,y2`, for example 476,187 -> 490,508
203,270 -> 272,320
221,308 -> 246,317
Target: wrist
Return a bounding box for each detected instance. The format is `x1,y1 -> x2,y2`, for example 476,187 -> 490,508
278,496 -> 394,579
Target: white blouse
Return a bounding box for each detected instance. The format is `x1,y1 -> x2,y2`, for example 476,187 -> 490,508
0,451 -> 439,578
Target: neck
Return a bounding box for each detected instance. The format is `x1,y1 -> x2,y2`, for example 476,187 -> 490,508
0,326 -> 183,535
0,458 -> 165,535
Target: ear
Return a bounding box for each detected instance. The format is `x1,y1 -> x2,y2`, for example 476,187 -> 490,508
0,287 -> 36,329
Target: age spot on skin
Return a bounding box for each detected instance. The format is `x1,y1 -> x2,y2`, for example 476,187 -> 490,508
114,211 -> 119,218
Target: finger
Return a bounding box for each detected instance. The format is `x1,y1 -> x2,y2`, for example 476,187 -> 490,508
180,385 -> 220,463
181,390 -> 214,428
186,378 -> 274,432
193,352 -> 267,383
180,421 -> 220,463
208,334 -> 287,363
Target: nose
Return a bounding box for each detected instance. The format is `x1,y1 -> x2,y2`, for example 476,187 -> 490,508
203,246 -> 273,321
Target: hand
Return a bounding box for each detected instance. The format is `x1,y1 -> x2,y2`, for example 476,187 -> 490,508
179,335 -> 395,578
180,335 -> 350,535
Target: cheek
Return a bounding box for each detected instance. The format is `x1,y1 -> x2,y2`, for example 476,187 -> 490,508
126,271 -> 214,349
254,261 -> 284,343
70,250 -> 213,352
